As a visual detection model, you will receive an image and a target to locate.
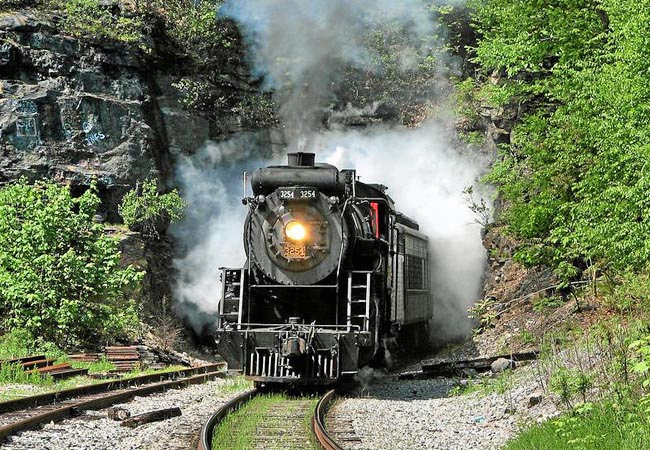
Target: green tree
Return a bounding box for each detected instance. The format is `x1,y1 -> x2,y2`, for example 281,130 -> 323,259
0,179 -> 142,347
119,179 -> 185,239
472,0 -> 650,277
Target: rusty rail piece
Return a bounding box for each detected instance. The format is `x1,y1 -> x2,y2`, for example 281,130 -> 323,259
312,389 -> 344,450
0,363 -> 226,440
399,350 -> 540,379
197,388 -> 258,450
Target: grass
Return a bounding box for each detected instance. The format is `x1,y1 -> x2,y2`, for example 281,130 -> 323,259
0,363 -> 51,385
67,357 -> 115,373
219,376 -> 254,395
212,394 -> 319,450
450,369 -> 516,397
506,401 -> 650,450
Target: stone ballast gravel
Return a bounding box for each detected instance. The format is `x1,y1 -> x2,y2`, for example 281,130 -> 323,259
333,363 -> 560,450
3,378 -> 248,450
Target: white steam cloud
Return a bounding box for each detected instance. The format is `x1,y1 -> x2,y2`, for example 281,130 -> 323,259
315,123 -> 491,341
171,0 -> 491,342
221,0 -> 443,141
170,134 -> 281,333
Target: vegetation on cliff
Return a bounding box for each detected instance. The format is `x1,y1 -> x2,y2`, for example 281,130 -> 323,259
471,0 -> 650,278
119,179 -> 185,239
468,0 -> 650,446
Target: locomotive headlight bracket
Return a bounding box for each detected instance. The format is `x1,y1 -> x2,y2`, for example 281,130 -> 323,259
285,220 -> 307,242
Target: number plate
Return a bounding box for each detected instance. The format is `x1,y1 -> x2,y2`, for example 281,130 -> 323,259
278,188 -> 318,200
282,243 -> 306,259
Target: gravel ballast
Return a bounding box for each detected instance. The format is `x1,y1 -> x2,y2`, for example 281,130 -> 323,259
332,363 -> 560,450
3,378 -> 248,450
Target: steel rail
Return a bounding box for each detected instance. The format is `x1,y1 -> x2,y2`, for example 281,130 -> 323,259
312,389 -> 344,450
198,388 -> 345,450
197,388 -> 258,450
0,365 -> 225,440
0,363 -> 225,414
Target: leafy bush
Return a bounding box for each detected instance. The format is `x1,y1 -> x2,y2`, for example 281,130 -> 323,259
0,328 -> 65,361
119,179 -> 185,238
60,0 -> 144,43
472,0 -> 650,277
0,179 -> 142,347
153,0 -> 228,46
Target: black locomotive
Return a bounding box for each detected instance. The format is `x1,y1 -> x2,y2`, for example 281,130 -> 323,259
215,152 -> 432,384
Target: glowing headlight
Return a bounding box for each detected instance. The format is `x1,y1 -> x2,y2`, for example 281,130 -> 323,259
285,221 -> 307,241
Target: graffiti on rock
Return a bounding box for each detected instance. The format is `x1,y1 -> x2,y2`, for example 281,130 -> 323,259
85,132 -> 106,146
9,99 -> 42,149
81,117 -> 107,146
62,122 -> 74,140
16,117 -> 39,137
0,43 -> 12,66
13,100 -> 38,115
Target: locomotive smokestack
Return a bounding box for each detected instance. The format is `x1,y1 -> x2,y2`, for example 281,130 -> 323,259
288,152 -> 315,167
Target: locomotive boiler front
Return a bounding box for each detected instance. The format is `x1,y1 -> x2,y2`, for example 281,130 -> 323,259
245,154 -> 348,285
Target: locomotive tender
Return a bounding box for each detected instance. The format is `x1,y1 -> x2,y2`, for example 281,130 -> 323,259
215,152 -> 432,384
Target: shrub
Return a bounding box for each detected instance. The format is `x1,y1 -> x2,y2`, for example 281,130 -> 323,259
119,179 -> 185,239
0,328 -> 64,360
0,179 -> 142,347
60,0 -> 144,43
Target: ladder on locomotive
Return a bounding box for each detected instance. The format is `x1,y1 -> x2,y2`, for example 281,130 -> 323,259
346,271 -> 371,332
218,268 -> 245,330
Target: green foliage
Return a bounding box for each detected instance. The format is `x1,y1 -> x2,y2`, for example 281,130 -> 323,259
69,356 -> 115,374
513,321 -> 650,449
459,130 -> 485,145
506,400 -> 650,450
550,367 -> 595,408
601,269 -> 650,313
0,363 -> 52,385
219,376 -> 254,395
0,328 -> 64,360
473,0 -> 650,276
119,179 -> 185,239
60,0 -> 144,43
532,295 -> 566,312
152,0 -> 233,55
519,329 -> 535,345
0,179 -> 142,347
476,81 -> 523,108
451,369 -> 515,397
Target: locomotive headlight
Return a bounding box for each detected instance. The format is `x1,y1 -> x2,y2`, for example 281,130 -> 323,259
285,221 -> 307,241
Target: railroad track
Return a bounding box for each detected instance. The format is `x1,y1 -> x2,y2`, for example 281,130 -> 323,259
0,363 -> 225,441
199,388 -> 346,450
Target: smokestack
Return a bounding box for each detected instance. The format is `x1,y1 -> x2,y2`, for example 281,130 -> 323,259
287,152 -> 315,166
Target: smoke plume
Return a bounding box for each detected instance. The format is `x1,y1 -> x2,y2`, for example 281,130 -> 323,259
171,1 -> 492,342
221,0 -> 443,142
316,123 -> 491,342
170,133 -> 281,333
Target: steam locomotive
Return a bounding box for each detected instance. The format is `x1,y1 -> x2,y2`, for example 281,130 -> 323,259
215,152 -> 432,384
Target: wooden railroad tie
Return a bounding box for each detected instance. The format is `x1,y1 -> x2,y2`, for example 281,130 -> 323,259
120,407 -> 182,428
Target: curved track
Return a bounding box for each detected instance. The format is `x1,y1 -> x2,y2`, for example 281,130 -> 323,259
0,363 -> 225,441
199,388 -> 344,450
312,390 -> 344,450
